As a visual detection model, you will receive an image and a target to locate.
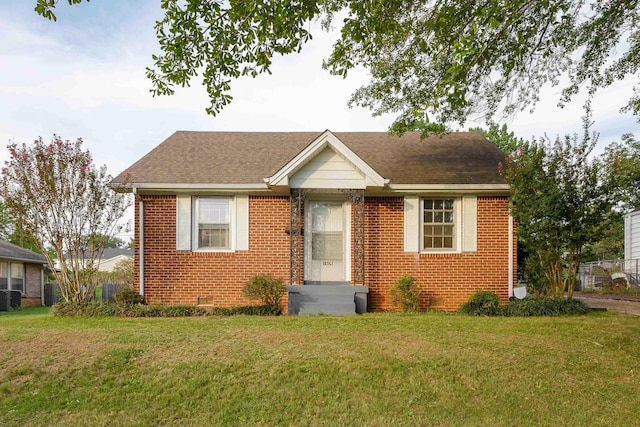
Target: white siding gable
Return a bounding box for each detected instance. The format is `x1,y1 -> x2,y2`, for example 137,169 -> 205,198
289,147 -> 366,189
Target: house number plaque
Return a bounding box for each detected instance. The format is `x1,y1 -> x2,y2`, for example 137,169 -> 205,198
323,261 -> 334,266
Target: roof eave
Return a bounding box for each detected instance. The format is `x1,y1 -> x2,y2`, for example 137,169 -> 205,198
385,183 -> 512,195
129,182 -> 272,195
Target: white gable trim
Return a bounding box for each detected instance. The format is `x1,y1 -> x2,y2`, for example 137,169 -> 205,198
265,130 -> 387,188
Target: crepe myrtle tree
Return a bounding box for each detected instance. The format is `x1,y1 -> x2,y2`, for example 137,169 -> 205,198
1,135 -> 131,302
500,121 -> 611,299
36,1 -> 640,130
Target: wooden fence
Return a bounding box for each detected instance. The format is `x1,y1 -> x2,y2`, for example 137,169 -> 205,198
44,283 -> 124,306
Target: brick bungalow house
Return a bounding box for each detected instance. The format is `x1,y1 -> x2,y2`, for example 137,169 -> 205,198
112,130 -> 515,313
0,240 -> 47,307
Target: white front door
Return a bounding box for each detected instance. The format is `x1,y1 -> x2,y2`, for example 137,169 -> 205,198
305,200 -> 349,283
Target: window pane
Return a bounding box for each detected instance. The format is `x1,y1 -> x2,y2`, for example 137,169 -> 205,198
11,263 -> 23,279
11,278 -> 24,293
444,199 -> 454,209
433,237 -> 443,248
434,211 -> 443,222
445,212 -> 454,223
198,198 -> 229,223
198,224 -> 229,249
424,211 -> 433,223
443,225 -> 454,236
424,236 -> 433,248
434,200 -> 443,209
312,232 -> 343,260
444,237 -> 453,248
424,199 -> 433,209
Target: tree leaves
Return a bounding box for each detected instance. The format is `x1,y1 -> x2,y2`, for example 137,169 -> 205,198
0,135 -> 131,302
34,0 -> 640,128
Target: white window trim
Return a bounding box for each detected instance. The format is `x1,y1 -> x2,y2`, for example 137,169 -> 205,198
192,196 -> 235,252
420,197 -> 462,254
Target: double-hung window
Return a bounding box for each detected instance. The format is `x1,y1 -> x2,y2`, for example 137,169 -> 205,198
0,262 -> 7,290
404,196 -> 476,254
10,263 -> 24,293
422,198 -> 456,251
176,194 -> 249,252
195,197 -> 231,250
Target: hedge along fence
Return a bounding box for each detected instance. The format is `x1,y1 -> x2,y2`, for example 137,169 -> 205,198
51,302 -> 273,317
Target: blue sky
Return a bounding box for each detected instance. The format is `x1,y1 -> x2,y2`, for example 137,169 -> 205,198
1,1 -> 639,238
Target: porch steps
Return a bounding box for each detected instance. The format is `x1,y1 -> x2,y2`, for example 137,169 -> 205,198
286,285 -> 369,315
299,302 -> 356,315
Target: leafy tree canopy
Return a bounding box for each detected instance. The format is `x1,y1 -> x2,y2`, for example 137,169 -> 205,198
34,1 -> 640,128
469,123 -> 526,154
500,124 -> 610,298
1,135 -> 131,302
87,233 -> 127,249
602,133 -> 640,211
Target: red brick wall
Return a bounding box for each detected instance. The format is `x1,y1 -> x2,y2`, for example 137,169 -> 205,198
363,196 -> 514,311
135,195 -> 290,307
135,195 -> 515,311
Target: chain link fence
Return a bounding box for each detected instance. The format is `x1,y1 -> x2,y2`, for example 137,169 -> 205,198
578,259 -> 640,294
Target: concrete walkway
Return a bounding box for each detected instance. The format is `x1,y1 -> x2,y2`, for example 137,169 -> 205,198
574,296 -> 640,316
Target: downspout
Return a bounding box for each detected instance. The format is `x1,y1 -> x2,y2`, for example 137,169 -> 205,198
133,187 -> 145,297
40,266 -> 45,306
508,214 -> 514,298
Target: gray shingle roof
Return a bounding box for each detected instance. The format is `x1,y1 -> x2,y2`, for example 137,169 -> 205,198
0,240 -> 47,264
112,131 -> 506,186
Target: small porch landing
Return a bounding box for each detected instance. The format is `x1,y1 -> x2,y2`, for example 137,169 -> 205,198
286,285 -> 369,315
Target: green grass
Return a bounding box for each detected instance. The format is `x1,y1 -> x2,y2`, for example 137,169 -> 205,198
1,308 -> 639,426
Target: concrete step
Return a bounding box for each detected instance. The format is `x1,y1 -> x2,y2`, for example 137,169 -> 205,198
287,284 -> 369,315
299,302 -> 356,315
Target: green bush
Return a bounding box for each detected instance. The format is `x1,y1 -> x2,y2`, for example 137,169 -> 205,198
210,305 -> 272,316
160,305 -> 208,317
458,292 -> 591,317
459,291 -> 501,316
523,257 -> 549,297
243,275 -> 286,315
113,289 -> 145,305
52,302 -> 274,317
390,274 -> 421,312
52,302 -> 119,317
500,297 -> 591,316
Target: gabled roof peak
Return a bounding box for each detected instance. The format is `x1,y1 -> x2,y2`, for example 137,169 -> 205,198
265,130 -> 387,189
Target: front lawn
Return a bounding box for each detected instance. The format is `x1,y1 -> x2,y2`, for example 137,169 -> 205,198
1,308 -> 639,426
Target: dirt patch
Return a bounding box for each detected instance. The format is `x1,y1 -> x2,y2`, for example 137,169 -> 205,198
0,330 -> 111,378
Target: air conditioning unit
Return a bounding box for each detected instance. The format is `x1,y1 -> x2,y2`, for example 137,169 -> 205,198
0,290 -> 22,311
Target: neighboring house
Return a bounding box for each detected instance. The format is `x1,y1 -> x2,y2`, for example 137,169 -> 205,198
112,131 -> 516,313
54,248 -> 133,273
625,209 -> 640,260
0,240 -> 47,306
95,248 -> 134,273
